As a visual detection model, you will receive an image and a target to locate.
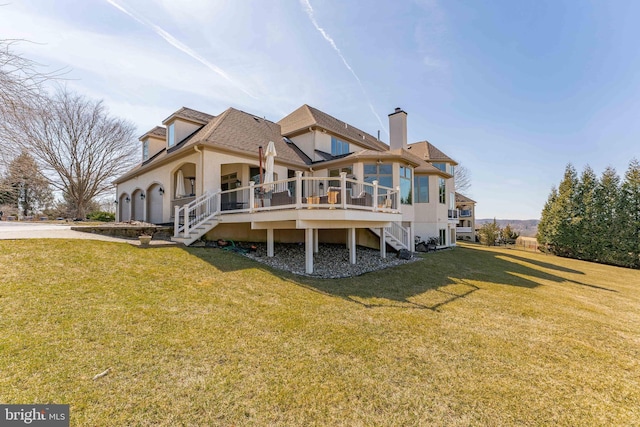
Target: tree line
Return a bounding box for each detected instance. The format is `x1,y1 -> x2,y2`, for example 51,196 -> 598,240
537,161 -> 640,269
1,38 -> 137,219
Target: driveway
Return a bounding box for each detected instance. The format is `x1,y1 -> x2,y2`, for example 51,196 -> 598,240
0,221 -> 132,243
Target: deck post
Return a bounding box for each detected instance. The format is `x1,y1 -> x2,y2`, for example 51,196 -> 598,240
174,205 -> 180,237
295,171 -> 303,209
340,172 -> 347,209
267,228 -> 274,257
313,228 -> 319,253
249,181 -> 255,212
349,228 -> 356,264
305,228 -> 314,274
183,204 -> 190,237
380,227 -> 386,259
373,180 -> 379,212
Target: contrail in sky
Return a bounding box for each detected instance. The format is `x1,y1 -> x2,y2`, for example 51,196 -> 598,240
105,0 -> 257,99
300,0 -> 387,135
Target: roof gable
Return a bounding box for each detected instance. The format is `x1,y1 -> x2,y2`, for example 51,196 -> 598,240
279,104 -> 388,152
139,126 -> 166,141
455,192 -> 476,203
407,140 -> 458,165
190,108 -> 309,166
162,107 -> 215,125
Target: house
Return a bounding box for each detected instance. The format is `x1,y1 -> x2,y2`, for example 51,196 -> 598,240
455,192 -> 477,242
114,105 -> 459,273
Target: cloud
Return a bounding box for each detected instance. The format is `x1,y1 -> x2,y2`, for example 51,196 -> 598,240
104,0 -> 257,99
299,0 -> 386,134
423,56 -> 447,69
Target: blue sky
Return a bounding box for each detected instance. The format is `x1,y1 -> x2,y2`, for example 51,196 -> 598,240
2,0 -> 639,219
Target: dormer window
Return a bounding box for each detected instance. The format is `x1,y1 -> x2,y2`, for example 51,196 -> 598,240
142,140 -> 149,161
167,123 -> 175,147
331,136 -> 349,156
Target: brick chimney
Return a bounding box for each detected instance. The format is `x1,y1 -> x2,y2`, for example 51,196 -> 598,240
388,107 -> 407,151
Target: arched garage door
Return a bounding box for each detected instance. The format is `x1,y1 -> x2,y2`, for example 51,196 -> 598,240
119,193 -> 130,222
131,189 -> 144,222
146,184 -> 163,224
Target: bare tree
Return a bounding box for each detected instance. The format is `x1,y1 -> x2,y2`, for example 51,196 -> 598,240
13,88 -> 137,219
455,163 -> 472,196
1,38 -> 64,167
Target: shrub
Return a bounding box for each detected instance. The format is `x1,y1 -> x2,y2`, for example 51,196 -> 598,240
87,211 -> 115,222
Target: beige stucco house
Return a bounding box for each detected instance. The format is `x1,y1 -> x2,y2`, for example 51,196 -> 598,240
114,105 -> 459,273
455,192 -> 477,242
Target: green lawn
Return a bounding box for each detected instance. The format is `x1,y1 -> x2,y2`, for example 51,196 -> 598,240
1,240 -> 639,426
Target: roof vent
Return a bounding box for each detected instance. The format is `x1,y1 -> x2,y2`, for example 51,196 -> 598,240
345,123 -> 348,128
395,107 -> 401,112
253,117 -> 260,122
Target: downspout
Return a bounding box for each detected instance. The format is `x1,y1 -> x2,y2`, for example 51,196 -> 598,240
194,145 -> 203,196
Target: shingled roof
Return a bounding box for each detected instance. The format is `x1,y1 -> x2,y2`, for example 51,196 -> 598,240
406,141 -> 458,165
278,104 -> 388,152
139,126 -> 166,140
193,108 -> 310,166
455,192 -> 476,203
163,107 -> 215,125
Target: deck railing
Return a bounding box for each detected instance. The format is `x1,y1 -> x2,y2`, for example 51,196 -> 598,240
173,172 -> 401,238
212,172 -> 400,214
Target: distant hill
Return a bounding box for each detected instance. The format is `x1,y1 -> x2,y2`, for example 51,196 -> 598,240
476,219 -> 540,237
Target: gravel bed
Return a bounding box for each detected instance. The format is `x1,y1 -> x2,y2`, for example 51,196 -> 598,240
242,243 -> 420,278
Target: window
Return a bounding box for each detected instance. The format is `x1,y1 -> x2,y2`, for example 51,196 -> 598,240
364,163 -> 393,192
331,136 -> 349,156
450,164 -> 455,176
414,176 -> 429,203
439,178 -> 446,204
449,192 -> 455,210
400,166 -> 412,204
167,123 -> 175,147
142,140 -> 149,161
432,162 -> 446,172
439,229 -> 446,246
329,166 -> 353,187
250,167 -> 277,184
328,166 -> 353,177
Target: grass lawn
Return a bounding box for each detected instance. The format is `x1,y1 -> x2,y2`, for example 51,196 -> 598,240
1,240 -> 639,426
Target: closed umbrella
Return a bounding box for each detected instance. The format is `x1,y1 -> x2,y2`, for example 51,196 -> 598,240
263,140 -> 276,192
176,170 -> 186,198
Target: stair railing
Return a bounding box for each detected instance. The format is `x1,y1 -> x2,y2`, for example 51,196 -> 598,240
174,191 -> 220,238
384,221 -> 410,250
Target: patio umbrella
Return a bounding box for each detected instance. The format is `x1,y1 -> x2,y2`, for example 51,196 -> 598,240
263,140 -> 277,192
176,170 -> 186,198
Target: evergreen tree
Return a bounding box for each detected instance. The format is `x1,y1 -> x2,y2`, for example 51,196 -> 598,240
592,166 -> 621,265
538,186 -> 558,249
573,165 -> 598,260
553,164 -> 579,256
501,224 -> 519,243
479,218 -> 501,246
2,151 -> 53,217
618,159 -> 640,268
